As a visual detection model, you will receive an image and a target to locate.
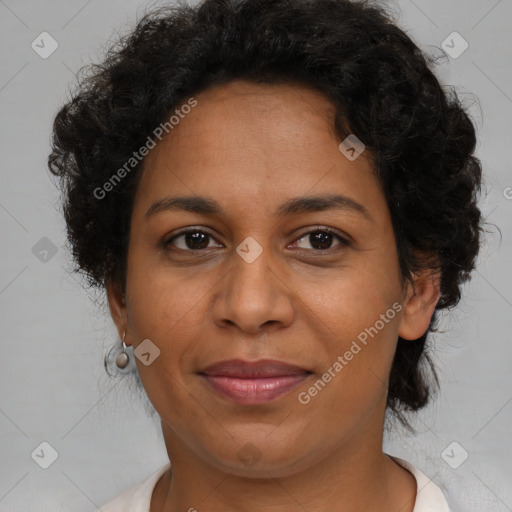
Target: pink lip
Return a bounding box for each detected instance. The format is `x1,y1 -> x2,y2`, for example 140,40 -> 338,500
199,359 -> 312,404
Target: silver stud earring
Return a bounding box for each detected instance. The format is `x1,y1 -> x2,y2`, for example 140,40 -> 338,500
115,331 -> 130,369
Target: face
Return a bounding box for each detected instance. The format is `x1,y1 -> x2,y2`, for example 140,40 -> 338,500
108,79 -> 438,477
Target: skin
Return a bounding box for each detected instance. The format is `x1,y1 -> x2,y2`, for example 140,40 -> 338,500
107,79 -> 440,512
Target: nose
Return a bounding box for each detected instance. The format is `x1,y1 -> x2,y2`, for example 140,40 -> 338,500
212,238 -> 294,334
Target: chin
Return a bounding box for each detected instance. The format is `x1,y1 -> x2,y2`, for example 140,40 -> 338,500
201,438 -> 316,478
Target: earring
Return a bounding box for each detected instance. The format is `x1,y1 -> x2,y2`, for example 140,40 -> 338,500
115,331 -> 130,369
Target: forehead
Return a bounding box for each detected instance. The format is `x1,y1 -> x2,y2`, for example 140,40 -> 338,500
147,79 -> 340,161
133,79 -> 382,219
194,79 -> 337,122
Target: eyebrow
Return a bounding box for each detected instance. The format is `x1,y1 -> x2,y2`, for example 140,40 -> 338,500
145,193 -> 372,221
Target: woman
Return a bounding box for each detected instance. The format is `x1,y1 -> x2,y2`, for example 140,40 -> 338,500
48,0 -> 483,510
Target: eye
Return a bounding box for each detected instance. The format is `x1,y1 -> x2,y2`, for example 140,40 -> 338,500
165,228 -> 222,251
290,227 -> 350,252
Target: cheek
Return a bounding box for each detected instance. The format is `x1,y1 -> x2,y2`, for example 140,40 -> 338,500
125,247 -> 182,346
124,248 -> 217,381
310,284 -> 401,419
317,255 -> 403,381
326,254 -> 402,329
126,276 -> 200,343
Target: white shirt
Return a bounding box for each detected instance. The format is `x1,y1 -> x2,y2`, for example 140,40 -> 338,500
100,454 -> 451,511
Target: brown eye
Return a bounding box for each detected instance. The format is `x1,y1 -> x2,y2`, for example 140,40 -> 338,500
165,229 -> 221,251
292,228 -> 349,252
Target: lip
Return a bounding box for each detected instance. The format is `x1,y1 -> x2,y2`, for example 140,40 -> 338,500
198,359 -> 312,405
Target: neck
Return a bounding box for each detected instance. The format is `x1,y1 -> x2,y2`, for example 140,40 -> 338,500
151,421 -> 416,512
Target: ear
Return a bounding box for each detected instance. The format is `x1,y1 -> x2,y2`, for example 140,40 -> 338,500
106,279 -> 130,346
398,268 -> 441,340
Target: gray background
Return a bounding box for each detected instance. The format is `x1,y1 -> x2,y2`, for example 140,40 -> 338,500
1,0 -> 511,510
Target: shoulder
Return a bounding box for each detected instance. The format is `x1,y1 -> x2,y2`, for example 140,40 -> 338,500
99,463 -> 171,512
388,454 -> 452,512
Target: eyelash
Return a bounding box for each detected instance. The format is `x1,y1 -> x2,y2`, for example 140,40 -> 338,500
163,226 -> 350,254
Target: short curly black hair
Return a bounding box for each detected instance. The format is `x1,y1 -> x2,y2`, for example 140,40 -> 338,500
48,0 -> 483,430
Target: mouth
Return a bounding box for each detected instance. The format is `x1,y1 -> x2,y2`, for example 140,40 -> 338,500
198,358 -> 313,405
